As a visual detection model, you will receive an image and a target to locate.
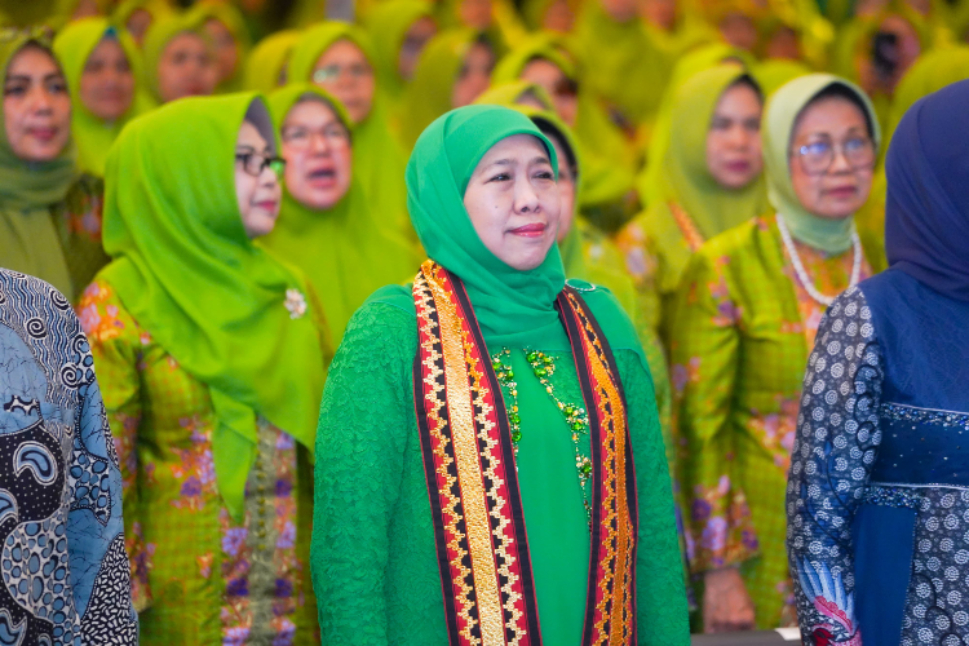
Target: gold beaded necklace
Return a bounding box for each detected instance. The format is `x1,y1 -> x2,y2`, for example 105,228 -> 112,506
491,348 -> 593,522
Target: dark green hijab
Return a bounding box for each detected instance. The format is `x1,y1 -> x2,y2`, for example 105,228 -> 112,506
0,34 -> 76,299
100,93 -> 327,520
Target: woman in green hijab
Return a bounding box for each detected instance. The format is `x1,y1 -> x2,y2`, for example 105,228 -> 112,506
617,64 -> 768,334
142,12 -> 217,106
312,104 -> 688,642
398,28 -> 495,150
113,0 -> 173,47
288,21 -> 415,242
79,92 -> 329,643
53,17 -> 145,178
243,29 -> 300,93
260,84 -> 420,341
188,1 -> 251,92
668,74 -> 881,631
364,0 -> 437,108
0,31 -> 110,302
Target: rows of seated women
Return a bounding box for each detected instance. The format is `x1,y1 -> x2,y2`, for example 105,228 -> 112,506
0,0 -> 968,642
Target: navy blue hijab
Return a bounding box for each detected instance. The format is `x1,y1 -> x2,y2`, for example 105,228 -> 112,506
885,79 -> 969,301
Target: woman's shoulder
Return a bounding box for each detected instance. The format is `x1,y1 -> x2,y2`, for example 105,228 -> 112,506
697,215 -> 771,259
75,273 -> 146,346
341,284 -> 418,346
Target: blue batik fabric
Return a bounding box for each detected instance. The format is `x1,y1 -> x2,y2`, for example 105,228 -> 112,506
788,268 -> 969,646
0,268 -> 137,645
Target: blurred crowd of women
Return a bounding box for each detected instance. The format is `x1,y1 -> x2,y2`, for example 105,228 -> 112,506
1,0 -> 968,642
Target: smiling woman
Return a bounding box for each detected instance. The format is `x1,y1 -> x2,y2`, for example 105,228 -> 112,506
0,32 -> 111,302
311,104 -> 688,644
80,92 -> 330,644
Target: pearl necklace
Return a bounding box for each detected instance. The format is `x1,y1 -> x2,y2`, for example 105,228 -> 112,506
775,213 -> 862,307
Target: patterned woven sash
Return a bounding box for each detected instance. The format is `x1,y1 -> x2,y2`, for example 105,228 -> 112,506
412,260 -> 639,646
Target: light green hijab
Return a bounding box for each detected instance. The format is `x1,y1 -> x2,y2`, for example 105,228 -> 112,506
100,93 -> 327,521
243,29 -> 300,93
260,84 -> 420,340
187,1 -> 252,92
141,11 -> 208,105
399,28 -> 482,150
763,73 -> 880,253
364,0 -> 436,104
0,34 -> 77,299
288,22 -> 412,241
660,65 -> 769,240
53,18 -> 145,177
475,79 -> 554,110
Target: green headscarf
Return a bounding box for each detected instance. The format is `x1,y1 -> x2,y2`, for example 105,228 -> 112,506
660,65 -> 769,240
100,93 -> 327,521
753,58 -> 812,97
406,104 -> 569,348
243,29 -> 300,93
364,0 -> 436,104
260,84 -> 420,339
639,42 -> 754,207
288,22 -> 412,241
113,0 -> 173,34
187,1 -> 252,92
475,79 -> 554,110
763,73 -> 880,253
141,11 -> 208,105
0,34 -> 76,299
399,28 -> 481,150
53,18 -> 144,177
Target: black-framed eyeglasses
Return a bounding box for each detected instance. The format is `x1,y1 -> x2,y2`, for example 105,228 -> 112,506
791,135 -> 876,176
235,152 -> 286,178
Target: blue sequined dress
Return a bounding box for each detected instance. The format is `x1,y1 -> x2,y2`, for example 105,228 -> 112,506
0,269 -> 137,644
788,268 -> 969,646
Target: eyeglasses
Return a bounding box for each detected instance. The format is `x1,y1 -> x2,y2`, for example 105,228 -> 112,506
280,124 -> 350,150
235,151 -> 286,178
791,135 -> 876,175
312,63 -> 373,84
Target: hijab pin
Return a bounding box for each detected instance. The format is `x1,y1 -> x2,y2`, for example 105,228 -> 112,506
284,289 -> 307,320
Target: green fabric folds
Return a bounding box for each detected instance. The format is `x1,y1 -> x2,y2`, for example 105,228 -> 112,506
662,65 -> 768,240
260,84 -> 419,340
0,34 -> 76,299
243,29 -> 300,93
763,73 -> 880,253
53,17 -> 144,177
288,22 -> 411,240
99,93 -> 327,521
399,28 -> 479,150
885,45 -> 969,148
406,104 -> 570,348
364,0 -> 435,104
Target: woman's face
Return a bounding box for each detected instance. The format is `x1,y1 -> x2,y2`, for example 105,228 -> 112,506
157,32 -> 217,103
765,26 -> 801,61
281,99 -> 352,211
80,38 -> 135,121
542,0 -> 575,32
3,46 -> 71,162
312,39 -> 375,124
398,17 -> 437,81
640,0 -> 676,30
547,135 -> 577,243
706,83 -> 763,190
203,18 -> 240,85
126,9 -> 153,47
520,58 -> 578,127
600,0 -> 637,22
789,96 -> 875,220
463,134 -> 561,270
719,12 -> 758,52
459,0 -> 493,30
451,42 -> 493,108
235,120 -> 282,238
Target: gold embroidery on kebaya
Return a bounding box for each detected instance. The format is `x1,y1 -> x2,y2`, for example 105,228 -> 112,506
427,265 -> 506,646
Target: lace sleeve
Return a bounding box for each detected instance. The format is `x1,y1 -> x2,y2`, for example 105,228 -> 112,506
615,351 -> 690,643
311,300 -> 416,645
787,287 -> 884,645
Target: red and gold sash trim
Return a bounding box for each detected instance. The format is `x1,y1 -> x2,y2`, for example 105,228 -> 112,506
413,260 -> 638,646
668,201 -> 705,252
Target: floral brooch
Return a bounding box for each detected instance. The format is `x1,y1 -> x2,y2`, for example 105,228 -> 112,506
284,289 -> 307,319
